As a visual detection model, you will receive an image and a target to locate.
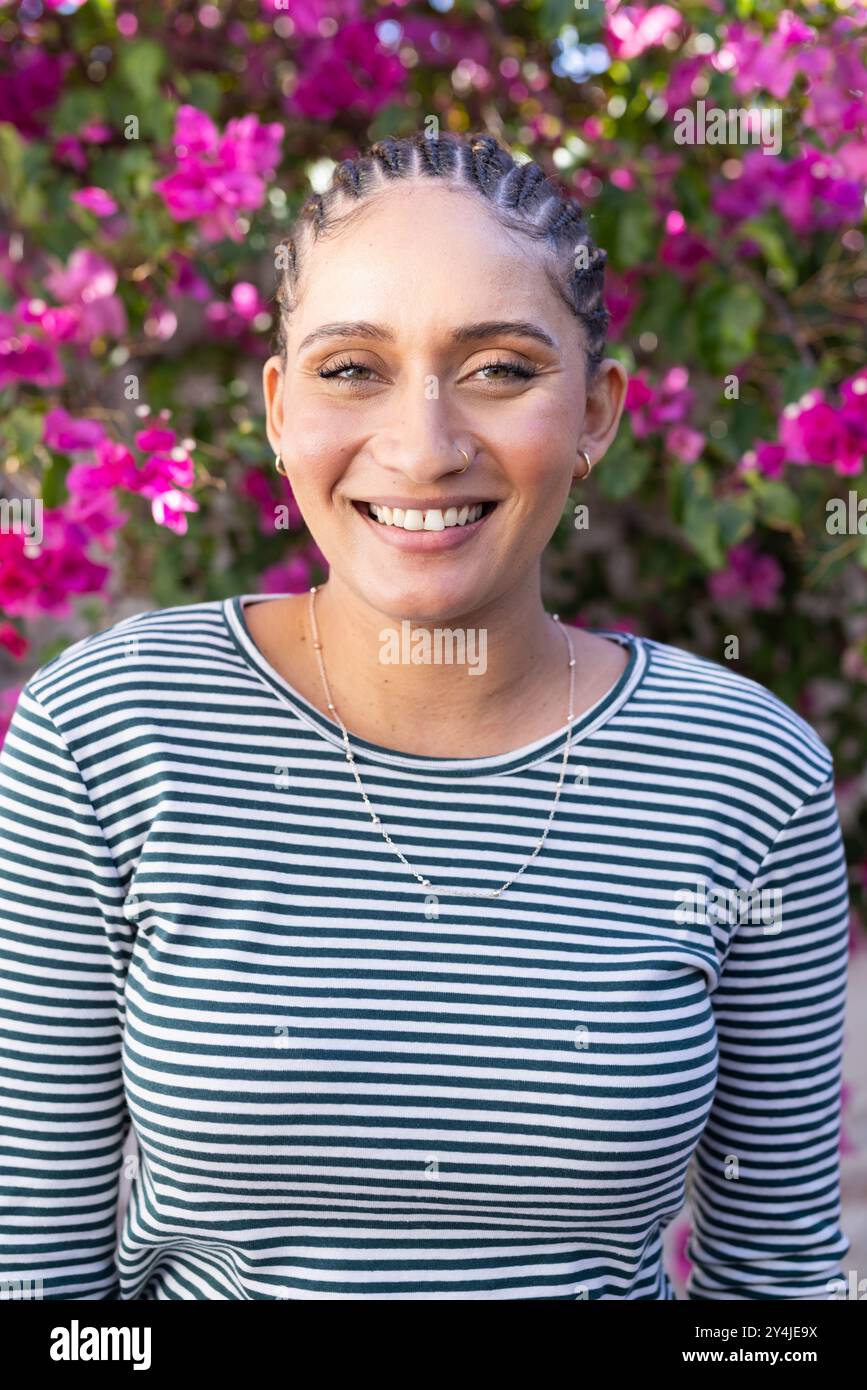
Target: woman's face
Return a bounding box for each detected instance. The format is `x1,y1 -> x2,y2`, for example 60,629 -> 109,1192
263,180 -> 627,623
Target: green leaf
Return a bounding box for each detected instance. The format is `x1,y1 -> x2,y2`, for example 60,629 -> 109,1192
116,40 -> 166,105
750,477 -> 801,530
738,217 -> 797,290
681,464 -> 724,568
695,281 -> 765,372
597,446 -> 652,499
715,493 -> 755,547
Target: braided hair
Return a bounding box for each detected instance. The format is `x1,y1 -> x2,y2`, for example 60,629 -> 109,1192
272,131 -> 610,385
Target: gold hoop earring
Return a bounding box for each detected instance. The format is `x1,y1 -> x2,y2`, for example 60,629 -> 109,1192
275,452 -> 287,477
455,446 -> 471,474
576,448 -> 594,482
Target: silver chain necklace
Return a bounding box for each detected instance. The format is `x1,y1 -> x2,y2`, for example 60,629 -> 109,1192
307,585 -> 578,901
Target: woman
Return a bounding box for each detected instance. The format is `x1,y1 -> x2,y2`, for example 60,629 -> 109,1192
0,131 -> 851,1300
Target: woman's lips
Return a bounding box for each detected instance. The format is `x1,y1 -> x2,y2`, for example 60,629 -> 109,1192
352,500 -> 497,551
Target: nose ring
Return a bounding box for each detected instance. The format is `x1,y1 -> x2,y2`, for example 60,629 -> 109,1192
455,446 -> 471,474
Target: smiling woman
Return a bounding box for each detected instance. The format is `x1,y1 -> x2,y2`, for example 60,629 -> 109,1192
0,130 -> 851,1302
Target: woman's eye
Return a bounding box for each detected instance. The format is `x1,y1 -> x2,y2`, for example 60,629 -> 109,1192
318,358 -> 378,383
473,360 -> 537,382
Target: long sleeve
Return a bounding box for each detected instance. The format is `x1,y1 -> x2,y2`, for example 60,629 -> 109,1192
0,684 -> 131,1300
685,775 -> 852,1299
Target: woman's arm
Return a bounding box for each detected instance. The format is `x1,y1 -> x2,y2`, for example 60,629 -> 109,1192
685,776 -> 852,1300
0,685 -> 131,1300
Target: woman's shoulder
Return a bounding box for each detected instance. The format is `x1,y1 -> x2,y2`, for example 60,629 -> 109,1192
628,629 -> 835,791
22,596 -> 238,723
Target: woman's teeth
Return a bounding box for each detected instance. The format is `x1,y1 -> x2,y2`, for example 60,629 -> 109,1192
367,503 -> 486,530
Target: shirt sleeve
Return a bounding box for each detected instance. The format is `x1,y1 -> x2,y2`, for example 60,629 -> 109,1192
0,683 -> 131,1300
685,774 -> 852,1299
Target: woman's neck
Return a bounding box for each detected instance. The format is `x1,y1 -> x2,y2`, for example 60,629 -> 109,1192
244,576 -> 626,758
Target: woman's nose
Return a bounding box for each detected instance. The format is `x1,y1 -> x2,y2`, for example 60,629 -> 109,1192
373,391 -> 469,484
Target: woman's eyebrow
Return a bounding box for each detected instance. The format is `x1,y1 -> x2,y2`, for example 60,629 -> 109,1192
296,319 -> 558,353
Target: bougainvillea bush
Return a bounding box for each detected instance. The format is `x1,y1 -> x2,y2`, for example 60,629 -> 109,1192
1,0 -> 866,921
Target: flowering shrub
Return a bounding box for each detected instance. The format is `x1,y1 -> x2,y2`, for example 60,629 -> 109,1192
0,0 -> 866,915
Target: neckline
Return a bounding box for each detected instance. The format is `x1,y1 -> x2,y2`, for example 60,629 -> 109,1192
221,592 -> 648,779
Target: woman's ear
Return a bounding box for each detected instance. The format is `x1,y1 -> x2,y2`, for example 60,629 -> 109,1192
262,355 -> 285,455
581,357 -> 629,465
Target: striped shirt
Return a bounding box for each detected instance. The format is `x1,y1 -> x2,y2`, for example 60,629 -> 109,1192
0,593 -> 851,1300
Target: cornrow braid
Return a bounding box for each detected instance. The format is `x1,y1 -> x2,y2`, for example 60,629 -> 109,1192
272,130 -> 610,381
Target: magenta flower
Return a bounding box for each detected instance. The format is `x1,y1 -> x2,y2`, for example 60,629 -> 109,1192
0,319 -> 64,390
0,514 -> 110,621
0,47 -> 70,138
71,186 -> 119,218
261,0 -> 362,32
715,11 -> 820,102
713,149 -> 863,238
779,390 -> 865,475
0,684 -> 23,749
289,22 -> 406,121
241,465 -> 304,535
54,135 -> 88,172
154,106 -> 283,243
135,426 -> 176,453
167,252 -> 212,302
0,622 -> 28,660
230,282 -> 268,322
839,370 -> 867,454
737,441 -> 787,480
43,407 -> 106,452
606,5 -> 682,60
259,554 -> 314,594
626,367 -> 695,439
708,542 -> 784,610
150,489 -> 199,535
666,425 -> 705,463
44,249 -> 127,344
138,452 -> 195,497
66,439 -> 139,496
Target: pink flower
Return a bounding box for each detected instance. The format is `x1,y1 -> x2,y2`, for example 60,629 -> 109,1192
135,426 -> 176,453
606,5 -> 682,60
779,391 -> 865,475
708,542 -> 784,610
154,106 -> 283,243
259,554 -> 314,594
43,407 -> 106,452
289,22 -> 406,121
713,149 -> 863,238
737,441 -> 787,479
230,282 -> 267,322
0,47 -> 70,138
666,425 -> 705,463
44,249 -> 127,344
71,186 -> 118,218
839,370 -> 867,454
168,252 -> 212,302
66,438 -> 139,495
0,514 -> 110,620
0,684 -> 24,750
241,465 -> 304,534
0,622 -> 28,660
0,311 -> 65,388
626,367 -> 695,438
138,451 -> 195,497
261,0 -> 362,33
54,135 -> 88,172
150,490 -> 199,535
715,11 -> 820,102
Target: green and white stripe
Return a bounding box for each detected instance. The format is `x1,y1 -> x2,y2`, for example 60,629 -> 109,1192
0,594 -> 850,1299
